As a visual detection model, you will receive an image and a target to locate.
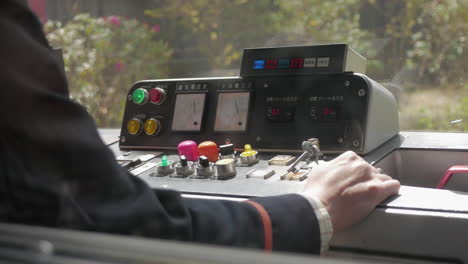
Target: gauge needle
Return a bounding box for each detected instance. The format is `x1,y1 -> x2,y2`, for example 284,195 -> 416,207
235,100 -> 240,113
193,101 -> 196,113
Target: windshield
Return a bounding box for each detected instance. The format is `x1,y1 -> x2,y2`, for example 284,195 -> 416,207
35,0 -> 467,130
3,1 -> 467,262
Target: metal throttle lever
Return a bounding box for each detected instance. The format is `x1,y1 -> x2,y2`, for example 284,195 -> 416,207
287,138 -> 322,174
302,139 -> 321,165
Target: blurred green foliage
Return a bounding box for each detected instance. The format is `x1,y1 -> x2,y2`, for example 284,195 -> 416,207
45,14 -> 172,127
276,0 -> 375,53
144,0 -> 287,77
400,89 -> 468,132
390,0 -> 467,86
45,0 -> 467,130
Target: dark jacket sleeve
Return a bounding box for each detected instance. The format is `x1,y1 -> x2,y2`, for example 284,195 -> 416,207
0,0 -> 321,254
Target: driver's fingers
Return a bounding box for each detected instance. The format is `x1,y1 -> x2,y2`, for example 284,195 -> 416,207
374,173 -> 393,182
374,179 -> 401,203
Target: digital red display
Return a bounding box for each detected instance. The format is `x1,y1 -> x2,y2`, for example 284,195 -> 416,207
265,59 -> 278,69
290,58 -> 304,69
323,108 -> 334,116
271,108 -> 281,116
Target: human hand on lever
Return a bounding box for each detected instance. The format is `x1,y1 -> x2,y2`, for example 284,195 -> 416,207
303,151 -> 400,232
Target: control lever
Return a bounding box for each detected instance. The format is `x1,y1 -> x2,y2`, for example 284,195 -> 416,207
436,165 -> 468,189
287,139 -> 322,174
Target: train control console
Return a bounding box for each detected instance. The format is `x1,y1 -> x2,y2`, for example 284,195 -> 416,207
120,45 -> 397,155
103,44 -> 468,263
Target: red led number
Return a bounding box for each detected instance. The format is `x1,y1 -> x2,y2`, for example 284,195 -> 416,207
290,58 -> 304,69
266,59 -> 278,69
323,108 -> 333,116
271,108 -> 281,116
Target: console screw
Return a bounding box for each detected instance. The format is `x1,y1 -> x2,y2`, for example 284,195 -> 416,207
353,140 -> 360,147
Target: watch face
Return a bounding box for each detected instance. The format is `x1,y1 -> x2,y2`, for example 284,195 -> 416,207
214,92 -> 250,132
171,93 -> 206,131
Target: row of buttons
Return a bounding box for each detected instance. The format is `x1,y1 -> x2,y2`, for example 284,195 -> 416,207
253,57 -> 330,70
144,142 -> 260,179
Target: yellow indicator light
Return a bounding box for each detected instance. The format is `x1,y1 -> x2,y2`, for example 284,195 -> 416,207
127,118 -> 143,135
144,118 -> 160,136
241,144 -> 257,157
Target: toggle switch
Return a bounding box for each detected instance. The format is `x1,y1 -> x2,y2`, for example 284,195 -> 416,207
121,158 -> 142,170
180,155 -> 188,166
219,144 -> 236,160
178,140 -> 199,161
155,155 -> 175,176
198,141 -> 219,162
195,156 -> 215,178
240,144 -> 259,165
215,159 -> 236,179
174,155 -> 195,177
199,156 -> 210,167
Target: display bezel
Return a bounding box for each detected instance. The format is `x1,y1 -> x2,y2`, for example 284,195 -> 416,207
171,92 -> 207,132
213,91 -> 251,132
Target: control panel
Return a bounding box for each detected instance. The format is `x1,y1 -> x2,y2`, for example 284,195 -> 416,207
117,44 -> 398,192
117,44 -> 398,196
111,45 -> 468,262
120,73 -> 398,154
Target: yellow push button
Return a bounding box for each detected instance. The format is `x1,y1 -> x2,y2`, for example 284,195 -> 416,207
144,118 -> 161,136
240,144 -> 259,165
241,144 -> 257,157
127,118 -> 143,135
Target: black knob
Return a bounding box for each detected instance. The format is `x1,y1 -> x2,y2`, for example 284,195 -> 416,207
220,144 -> 235,156
199,156 -> 210,167
180,155 -> 188,166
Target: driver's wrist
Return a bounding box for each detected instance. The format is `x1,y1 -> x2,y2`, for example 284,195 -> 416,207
299,192 -> 334,255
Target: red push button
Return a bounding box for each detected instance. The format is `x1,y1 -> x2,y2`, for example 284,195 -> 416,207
198,141 -> 219,162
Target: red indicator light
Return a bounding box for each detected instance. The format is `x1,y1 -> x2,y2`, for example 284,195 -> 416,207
271,108 -> 281,116
149,87 -> 166,105
265,59 -> 278,69
290,58 -> 304,69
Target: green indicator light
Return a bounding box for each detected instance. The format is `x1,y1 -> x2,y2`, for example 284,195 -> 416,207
161,155 -> 168,166
132,88 -> 148,105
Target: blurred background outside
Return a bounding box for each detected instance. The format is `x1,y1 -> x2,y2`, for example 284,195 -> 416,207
29,0 -> 467,131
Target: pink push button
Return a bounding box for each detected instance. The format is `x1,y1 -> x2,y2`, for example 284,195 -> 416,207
178,140 -> 199,161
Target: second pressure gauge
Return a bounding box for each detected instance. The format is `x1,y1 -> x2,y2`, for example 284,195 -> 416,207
214,92 -> 250,132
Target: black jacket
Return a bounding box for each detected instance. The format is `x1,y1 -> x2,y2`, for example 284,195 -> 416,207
0,0 -> 321,254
